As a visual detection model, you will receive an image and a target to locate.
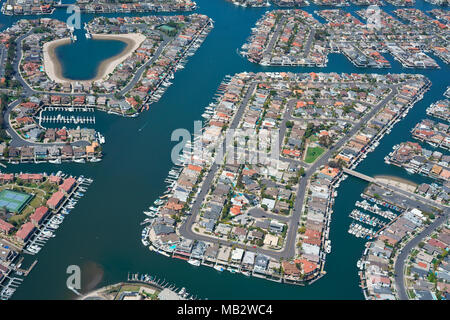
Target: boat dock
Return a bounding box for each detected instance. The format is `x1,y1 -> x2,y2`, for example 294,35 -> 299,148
37,114 -> 96,126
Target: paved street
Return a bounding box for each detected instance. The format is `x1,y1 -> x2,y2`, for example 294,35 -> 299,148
394,208 -> 449,300
178,79 -> 411,260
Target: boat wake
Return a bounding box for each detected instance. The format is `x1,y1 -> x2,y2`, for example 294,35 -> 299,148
138,122 -> 149,132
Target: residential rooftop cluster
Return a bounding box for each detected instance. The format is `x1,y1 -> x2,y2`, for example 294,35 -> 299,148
0,14 -> 213,117
334,76 -> 429,167
1,142 -> 102,165
356,179 -> 444,300
385,90 -> 450,206
19,20 -> 72,91
387,142 -> 450,183
10,100 -> 98,144
415,181 -> 450,206
140,71 -> 429,285
0,18 -> 68,89
282,119 -> 349,163
402,223 -> 450,300
0,173 -> 77,244
383,0 -> 415,5
426,99 -> 450,123
75,0 -> 196,14
242,8 -> 448,69
1,0 -> 54,16
360,208 -> 426,300
227,0 -> 387,5
411,119 -> 449,151
86,14 -> 212,111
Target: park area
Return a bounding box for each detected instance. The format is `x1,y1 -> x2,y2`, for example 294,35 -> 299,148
0,181 -> 58,226
305,146 -> 325,164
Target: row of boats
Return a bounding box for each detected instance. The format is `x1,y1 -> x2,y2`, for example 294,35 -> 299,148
349,209 -> 387,228
355,200 -> 397,220
348,194 -> 402,239
145,21 -> 212,107
42,106 -> 95,112
140,165 -> 185,238
348,222 -> 376,239
201,76 -> 233,120
24,175 -> 93,255
360,193 -> 405,213
127,273 -> 195,300
38,114 -> 96,125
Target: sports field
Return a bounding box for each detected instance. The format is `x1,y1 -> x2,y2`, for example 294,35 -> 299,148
0,190 -> 33,213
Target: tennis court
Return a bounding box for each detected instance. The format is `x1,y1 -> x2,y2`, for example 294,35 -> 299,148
0,190 -> 32,213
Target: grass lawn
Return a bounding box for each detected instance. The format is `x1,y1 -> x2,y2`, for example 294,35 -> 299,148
0,183 -> 50,226
118,284 -> 140,293
305,146 -> 325,163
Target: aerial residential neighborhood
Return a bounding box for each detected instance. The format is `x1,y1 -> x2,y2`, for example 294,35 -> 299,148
0,0 -> 448,305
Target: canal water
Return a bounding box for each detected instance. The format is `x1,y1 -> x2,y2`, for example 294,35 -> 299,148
0,0 -> 448,299
55,38 -> 128,80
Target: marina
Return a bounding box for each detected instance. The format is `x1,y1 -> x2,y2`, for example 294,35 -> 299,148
0,173 -> 93,299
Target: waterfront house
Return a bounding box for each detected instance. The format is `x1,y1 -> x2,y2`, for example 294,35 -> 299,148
15,222 -> 35,244
61,145 -> 73,158
20,147 -> 34,160
204,243 -> 219,263
191,241 -> 207,260
217,246 -> 231,263
0,174 -> 14,184
0,219 -> 14,235
254,254 -> 269,273
34,146 -> 47,159
18,173 -> 43,183
282,261 -> 301,278
8,147 -> 20,159
30,206 -> 49,226
242,251 -> 255,270
60,177 -> 76,194
46,191 -> 65,210
231,248 -> 244,264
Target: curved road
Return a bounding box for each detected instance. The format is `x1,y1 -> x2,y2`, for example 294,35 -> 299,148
179,79 -> 410,260
394,208 -> 449,300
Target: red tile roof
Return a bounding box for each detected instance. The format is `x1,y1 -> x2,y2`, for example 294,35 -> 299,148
15,222 -> 35,241
30,206 -> 49,224
0,218 -> 14,233
60,177 -> 76,193
47,191 -> 65,208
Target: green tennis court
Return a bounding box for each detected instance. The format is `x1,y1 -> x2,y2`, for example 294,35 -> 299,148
0,189 -> 32,213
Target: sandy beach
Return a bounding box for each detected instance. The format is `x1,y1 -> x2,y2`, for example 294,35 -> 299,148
43,37 -> 71,84
43,33 -> 146,84
375,175 -> 418,193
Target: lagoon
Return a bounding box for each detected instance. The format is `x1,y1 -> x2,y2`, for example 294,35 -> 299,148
54,37 -> 128,81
